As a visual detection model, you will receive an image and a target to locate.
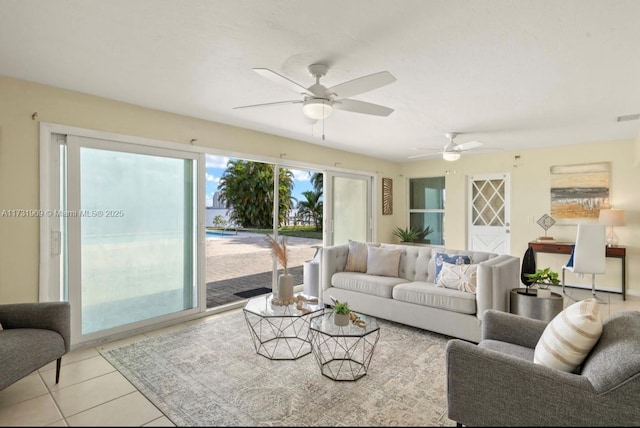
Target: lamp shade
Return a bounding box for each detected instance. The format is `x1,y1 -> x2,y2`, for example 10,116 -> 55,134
302,98 -> 333,120
599,209 -> 625,226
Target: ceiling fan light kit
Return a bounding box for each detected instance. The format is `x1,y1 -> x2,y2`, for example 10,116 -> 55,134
302,98 -> 333,120
443,151 -> 461,161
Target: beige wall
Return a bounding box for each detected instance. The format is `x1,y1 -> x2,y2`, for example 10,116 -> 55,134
0,76 -> 401,303
400,140 -> 640,296
1,75 -> 638,302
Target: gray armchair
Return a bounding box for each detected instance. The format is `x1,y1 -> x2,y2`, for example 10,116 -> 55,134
0,302 -> 71,390
446,309 -> 640,426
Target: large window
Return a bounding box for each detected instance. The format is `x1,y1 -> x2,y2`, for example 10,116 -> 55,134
408,177 -> 445,245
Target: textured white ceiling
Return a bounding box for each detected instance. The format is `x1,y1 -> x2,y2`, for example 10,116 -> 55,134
1,0 -> 639,161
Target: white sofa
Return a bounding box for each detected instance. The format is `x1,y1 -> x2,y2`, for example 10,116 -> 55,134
321,243 -> 520,342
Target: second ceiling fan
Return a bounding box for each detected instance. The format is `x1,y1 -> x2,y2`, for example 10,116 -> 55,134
234,63 -> 396,120
409,132 -> 485,161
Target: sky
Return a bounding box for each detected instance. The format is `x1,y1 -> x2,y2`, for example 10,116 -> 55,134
205,154 -> 315,208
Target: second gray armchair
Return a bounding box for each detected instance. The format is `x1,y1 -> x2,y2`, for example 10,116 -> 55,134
446,309 -> 640,426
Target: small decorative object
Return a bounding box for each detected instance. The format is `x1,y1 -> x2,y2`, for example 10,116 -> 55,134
332,299 -> 350,326
265,235 -> 294,305
349,310 -> 367,328
382,177 -> 393,215
524,267 -> 560,291
536,214 -> 556,242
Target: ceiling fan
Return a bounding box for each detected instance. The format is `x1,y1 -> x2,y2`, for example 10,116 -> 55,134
408,132 -> 485,161
233,63 -> 396,120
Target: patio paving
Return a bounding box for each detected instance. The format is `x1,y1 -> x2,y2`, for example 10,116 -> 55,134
205,232 -> 321,308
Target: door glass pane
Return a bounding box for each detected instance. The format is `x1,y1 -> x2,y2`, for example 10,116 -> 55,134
79,148 -> 196,334
332,176 -> 368,245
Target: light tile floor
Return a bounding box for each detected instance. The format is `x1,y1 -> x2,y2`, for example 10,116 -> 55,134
1,289 -> 638,426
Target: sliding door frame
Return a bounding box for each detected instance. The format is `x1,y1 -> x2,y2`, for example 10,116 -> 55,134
40,123 -> 206,345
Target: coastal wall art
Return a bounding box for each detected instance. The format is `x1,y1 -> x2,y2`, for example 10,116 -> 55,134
382,177 -> 393,215
549,162 -> 610,224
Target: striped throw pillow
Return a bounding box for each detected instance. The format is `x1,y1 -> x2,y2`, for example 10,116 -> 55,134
534,298 -> 602,372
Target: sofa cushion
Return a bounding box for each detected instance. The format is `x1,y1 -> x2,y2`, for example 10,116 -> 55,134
534,298 -> 603,373
434,253 -> 472,283
344,240 -> 380,273
436,262 -> 478,293
366,246 -> 402,277
392,282 -> 476,315
332,272 -> 408,298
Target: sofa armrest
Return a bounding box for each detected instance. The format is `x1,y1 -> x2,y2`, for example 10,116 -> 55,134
320,244 -> 349,291
446,339 -> 597,426
481,309 -> 547,348
0,302 -> 71,352
475,254 -> 520,319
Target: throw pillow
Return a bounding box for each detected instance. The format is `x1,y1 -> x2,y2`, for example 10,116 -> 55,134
344,240 -> 380,273
434,253 -> 472,283
534,298 -> 603,372
436,262 -> 478,293
366,246 -> 402,277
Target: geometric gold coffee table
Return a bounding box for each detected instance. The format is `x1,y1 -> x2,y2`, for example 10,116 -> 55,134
243,293 -> 324,360
308,311 -> 380,381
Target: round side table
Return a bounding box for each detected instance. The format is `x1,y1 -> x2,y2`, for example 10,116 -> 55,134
509,288 -> 564,323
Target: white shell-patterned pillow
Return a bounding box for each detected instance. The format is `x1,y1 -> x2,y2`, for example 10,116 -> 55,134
435,262 -> 478,294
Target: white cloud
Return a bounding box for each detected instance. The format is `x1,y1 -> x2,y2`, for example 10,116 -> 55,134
291,169 -> 312,182
206,154 -> 230,168
206,173 -> 215,182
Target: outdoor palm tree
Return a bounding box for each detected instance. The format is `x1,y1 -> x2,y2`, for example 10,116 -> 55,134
297,189 -> 323,231
217,160 -> 294,228
310,172 -> 323,194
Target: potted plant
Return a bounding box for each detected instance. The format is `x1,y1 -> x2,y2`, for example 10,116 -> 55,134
414,225 -> 434,244
392,226 -> 419,243
333,300 -> 351,326
524,267 -> 560,291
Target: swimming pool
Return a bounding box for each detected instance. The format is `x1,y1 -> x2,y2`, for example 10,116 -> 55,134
205,230 -> 235,237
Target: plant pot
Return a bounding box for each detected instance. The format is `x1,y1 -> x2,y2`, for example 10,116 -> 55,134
334,312 -> 350,326
278,273 -> 294,302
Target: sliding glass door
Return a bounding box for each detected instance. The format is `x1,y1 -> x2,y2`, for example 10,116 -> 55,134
326,173 -> 373,245
47,133 -> 202,344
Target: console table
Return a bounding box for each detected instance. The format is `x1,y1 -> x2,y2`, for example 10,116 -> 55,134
527,241 -> 627,300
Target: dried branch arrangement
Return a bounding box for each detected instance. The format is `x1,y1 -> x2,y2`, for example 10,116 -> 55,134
265,234 -> 288,272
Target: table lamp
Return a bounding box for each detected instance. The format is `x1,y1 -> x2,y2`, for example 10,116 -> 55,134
599,209 -> 625,247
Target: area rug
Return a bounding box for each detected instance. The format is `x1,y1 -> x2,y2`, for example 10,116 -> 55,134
101,309 -> 455,426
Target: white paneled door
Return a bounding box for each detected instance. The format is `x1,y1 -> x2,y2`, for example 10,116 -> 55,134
467,173 -> 511,254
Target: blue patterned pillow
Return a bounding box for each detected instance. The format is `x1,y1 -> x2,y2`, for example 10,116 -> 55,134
434,253 -> 472,283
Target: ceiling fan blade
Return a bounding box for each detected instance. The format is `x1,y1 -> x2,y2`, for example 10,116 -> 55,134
328,71 -> 396,99
408,152 -> 441,159
334,99 -> 394,116
456,140 -> 484,151
253,68 -> 313,96
233,100 -> 302,110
